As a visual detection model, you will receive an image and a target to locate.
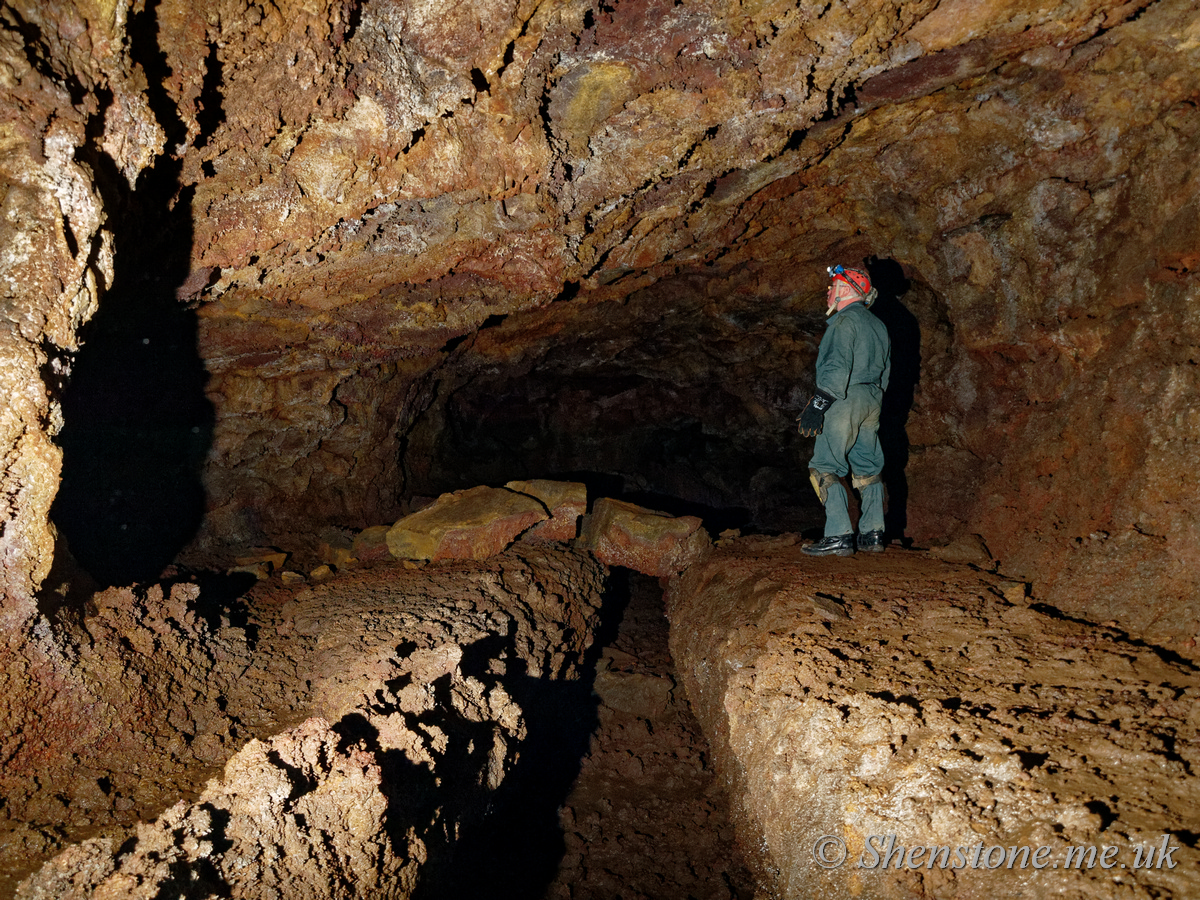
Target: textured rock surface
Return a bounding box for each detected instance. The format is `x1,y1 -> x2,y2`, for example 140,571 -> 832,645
17,718 -> 412,900
546,572 -> 755,900
3,0 -> 1200,894
8,546 -> 607,896
0,0 -> 1195,644
581,497 -> 711,576
508,479 -> 588,542
667,537 -> 1200,900
386,484 -> 549,560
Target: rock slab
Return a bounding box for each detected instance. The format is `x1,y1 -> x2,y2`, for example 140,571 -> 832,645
507,479 -> 587,542
580,498 -> 710,577
386,486 -> 548,561
17,718 -> 415,900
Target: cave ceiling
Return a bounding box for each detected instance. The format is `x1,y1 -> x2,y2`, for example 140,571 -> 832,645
3,0 -> 1199,629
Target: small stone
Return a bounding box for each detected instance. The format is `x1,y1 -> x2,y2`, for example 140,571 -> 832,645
929,533 -> 993,567
998,580 -> 1027,603
228,562 -> 270,579
280,570 -> 306,585
309,564 -> 334,582
813,593 -> 850,621
351,525 -> 392,563
234,547 -> 289,572
317,528 -> 356,568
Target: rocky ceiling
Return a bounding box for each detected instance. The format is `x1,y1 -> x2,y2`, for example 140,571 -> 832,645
2,0 -> 1199,637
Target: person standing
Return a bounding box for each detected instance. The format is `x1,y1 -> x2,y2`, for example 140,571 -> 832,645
796,265 -> 891,556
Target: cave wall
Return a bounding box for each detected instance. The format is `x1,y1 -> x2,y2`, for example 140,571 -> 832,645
1,0 -> 1198,637
0,0 -> 162,622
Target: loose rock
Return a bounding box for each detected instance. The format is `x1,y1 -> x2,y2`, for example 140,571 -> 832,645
387,486 -> 549,562
580,498 -> 711,577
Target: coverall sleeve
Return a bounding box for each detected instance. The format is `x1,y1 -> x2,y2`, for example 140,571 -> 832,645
881,334 -> 891,393
814,317 -> 854,400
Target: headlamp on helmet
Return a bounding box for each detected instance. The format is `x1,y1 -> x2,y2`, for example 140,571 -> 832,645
825,264 -> 877,312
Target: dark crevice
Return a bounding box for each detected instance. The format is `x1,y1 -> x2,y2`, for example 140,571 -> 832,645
470,67 -> 490,95
404,126 -> 427,153
1084,799 -> 1119,831
402,586 -> 623,900
441,332 -> 472,354
194,43 -> 226,150
495,8 -> 537,82
343,0 -> 363,44
552,280 -> 580,304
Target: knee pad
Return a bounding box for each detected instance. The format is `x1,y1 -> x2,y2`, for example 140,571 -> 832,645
852,472 -> 882,490
809,468 -> 839,504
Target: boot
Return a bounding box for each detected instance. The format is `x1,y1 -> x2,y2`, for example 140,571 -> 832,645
803,534 -> 856,557
857,531 -> 885,553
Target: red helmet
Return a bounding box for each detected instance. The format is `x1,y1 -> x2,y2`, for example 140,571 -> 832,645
827,265 -> 877,307
828,265 -> 871,297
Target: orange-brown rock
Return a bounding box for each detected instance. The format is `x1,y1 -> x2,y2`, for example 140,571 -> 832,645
507,479 -> 588,542
668,540 -> 1200,900
386,486 -> 549,561
580,498 -> 711,577
351,525 -> 393,563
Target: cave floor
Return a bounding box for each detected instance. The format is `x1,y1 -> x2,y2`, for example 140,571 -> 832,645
5,539 -> 1200,898
544,572 -> 756,899
669,536 -> 1200,899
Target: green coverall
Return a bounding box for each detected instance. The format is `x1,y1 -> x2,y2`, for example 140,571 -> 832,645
809,300 -> 891,537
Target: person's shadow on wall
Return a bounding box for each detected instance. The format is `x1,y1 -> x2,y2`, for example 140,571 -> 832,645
865,257 -> 920,545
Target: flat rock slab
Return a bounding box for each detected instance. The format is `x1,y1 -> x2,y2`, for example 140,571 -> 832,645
507,479 -> 587,542
581,497 -> 711,577
666,540 -> 1200,900
387,485 -> 548,561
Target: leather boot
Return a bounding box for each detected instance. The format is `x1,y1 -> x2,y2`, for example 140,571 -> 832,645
857,531 -> 885,553
803,534 -> 856,557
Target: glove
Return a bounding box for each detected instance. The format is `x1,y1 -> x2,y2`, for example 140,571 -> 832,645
797,389 -> 836,436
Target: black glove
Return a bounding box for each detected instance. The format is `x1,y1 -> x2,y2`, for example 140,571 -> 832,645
797,389 -> 836,436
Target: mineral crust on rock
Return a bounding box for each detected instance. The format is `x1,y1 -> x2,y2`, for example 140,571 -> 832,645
386,485 -> 549,561
581,497 -> 712,577
507,479 -> 588,542
667,539 -> 1200,900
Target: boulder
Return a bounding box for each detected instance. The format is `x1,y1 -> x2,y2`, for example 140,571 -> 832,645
386,486 -> 548,562
234,548 -> 289,572
506,479 -> 587,542
317,528 -> 356,568
351,525 -> 392,563
579,498 -> 710,577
